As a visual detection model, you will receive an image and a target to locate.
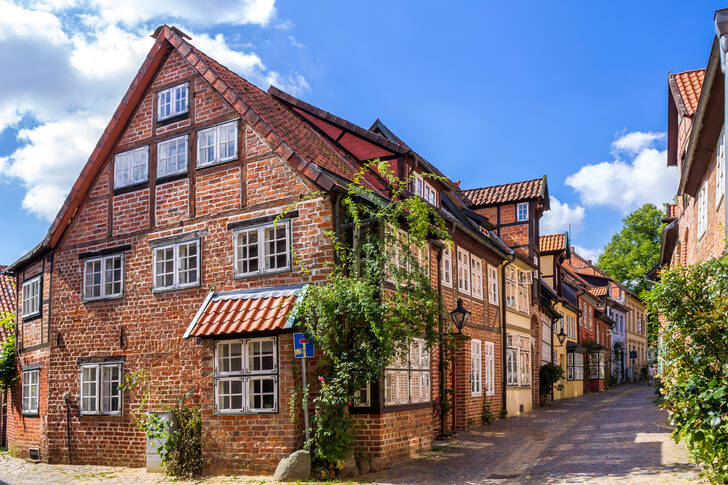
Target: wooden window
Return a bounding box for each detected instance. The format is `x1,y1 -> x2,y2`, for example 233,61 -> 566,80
484,341 -> 495,396
354,383 -> 371,407
384,338 -> 430,406
157,83 -> 188,121
471,339 -> 482,396
22,369 -> 39,414
22,276 -> 41,318
114,145 -> 149,189
470,256 -> 483,299
80,363 -> 122,415
487,264 -> 498,305
83,254 -> 123,301
153,240 -> 200,291
234,221 -> 291,277
197,120 -> 238,167
698,181 -> 708,238
157,135 -> 188,178
457,248 -> 470,295
441,246 -> 453,288
516,202 -> 529,222
214,337 -> 277,413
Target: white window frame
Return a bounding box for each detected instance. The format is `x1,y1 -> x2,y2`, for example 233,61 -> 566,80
470,255 -> 483,299
384,338 -> 431,406
441,246 -> 453,288
157,135 -> 189,178
157,82 -> 189,121
197,120 -> 238,168
568,352 -> 584,380
114,145 -> 149,189
487,264 -> 499,305
471,339 -> 482,396
214,337 -> 278,414
505,266 -> 517,309
517,270 -> 530,313
83,254 -> 124,301
354,383 -> 372,407
80,363 -> 123,416
234,221 -> 291,278
516,202 -> 529,222
506,347 -> 518,386
698,181 -> 708,239
457,248 -> 471,295
411,173 -> 438,206
717,126 -> 725,207
484,341 -> 495,396
22,275 -> 41,319
21,369 -> 39,414
152,240 -> 200,291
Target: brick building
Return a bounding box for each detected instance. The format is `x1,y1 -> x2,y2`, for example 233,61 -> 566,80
0,267 -> 14,448
4,25 -> 522,474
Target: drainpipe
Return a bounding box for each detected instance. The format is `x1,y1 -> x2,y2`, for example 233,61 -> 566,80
500,262 -> 509,414
715,8 -> 728,251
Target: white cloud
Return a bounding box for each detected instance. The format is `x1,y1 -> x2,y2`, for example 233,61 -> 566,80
0,0 -> 309,221
611,131 -> 665,154
572,245 -> 602,263
288,35 -> 304,48
540,196 -> 585,235
565,132 -> 676,213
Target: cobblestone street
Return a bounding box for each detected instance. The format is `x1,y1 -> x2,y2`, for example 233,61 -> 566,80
0,385 -> 701,485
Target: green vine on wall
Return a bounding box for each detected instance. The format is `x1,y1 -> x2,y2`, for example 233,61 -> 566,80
0,312 -> 17,392
290,159 -> 452,471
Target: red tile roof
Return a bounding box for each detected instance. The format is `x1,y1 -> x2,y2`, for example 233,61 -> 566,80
539,234 -> 567,253
587,286 -> 608,297
185,286 -> 304,338
0,267 -> 14,316
670,69 -> 705,117
461,177 -> 546,206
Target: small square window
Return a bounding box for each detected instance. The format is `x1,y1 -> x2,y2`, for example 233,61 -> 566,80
517,202 -> 529,222
214,337 -> 278,413
114,146 -> 149,189
158,83 -> 188,121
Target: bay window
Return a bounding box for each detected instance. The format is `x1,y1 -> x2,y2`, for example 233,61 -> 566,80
567,352 -> 584,380
507,334 -> 531,386
214,338 -> 278,413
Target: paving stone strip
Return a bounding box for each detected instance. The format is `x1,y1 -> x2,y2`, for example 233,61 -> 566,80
0,385 -> 704,484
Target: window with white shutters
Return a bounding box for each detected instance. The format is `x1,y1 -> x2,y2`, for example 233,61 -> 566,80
487,264 -> 498,305
441,246 -> 453,288
384,338 -> 431,406
484,341 -> 495,396
471,256 -> 483,299
457,248 -> 470,295
471,339 -> 482,396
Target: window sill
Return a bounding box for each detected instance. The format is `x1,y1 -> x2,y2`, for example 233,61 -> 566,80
83,295 -> 124,304
80,413 -> 122,417
22,313 -> 41,322
196,156 -> 239,172
156,171 -> 189,185
212,410 -> 278,416
114,181 -> 149,196
157,112 -> 190,127
234,267 -> 292,280
21,411 -> 39,417
153,283 -> 201,294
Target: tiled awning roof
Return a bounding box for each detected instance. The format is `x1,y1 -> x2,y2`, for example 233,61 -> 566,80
184,285 -> 305,338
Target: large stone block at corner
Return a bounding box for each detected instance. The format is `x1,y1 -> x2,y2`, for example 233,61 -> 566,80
273,449 -> 311,482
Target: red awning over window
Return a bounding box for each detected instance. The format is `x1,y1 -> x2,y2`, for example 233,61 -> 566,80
184,285 -> 305,338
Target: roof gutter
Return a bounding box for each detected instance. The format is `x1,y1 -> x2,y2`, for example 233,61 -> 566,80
715,8 -> 728,253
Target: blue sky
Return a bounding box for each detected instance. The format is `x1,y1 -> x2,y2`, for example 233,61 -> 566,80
0,1 -> 723,264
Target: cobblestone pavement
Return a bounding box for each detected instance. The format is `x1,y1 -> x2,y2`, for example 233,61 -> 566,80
0,385 -> 701,485
370,384 -> 702,485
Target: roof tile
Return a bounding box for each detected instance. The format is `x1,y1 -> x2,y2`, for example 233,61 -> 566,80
671,69 -> 705,116
539,233 -> 566,253
461,178 -> 544,206
0,267 -> 14,316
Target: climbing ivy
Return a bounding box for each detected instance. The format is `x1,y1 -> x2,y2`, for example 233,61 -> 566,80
293,159 -> 451,470
0,312 -> 17,392
646,256 -> 728,483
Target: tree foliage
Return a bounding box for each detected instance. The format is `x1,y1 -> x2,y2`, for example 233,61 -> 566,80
0,312 -> 17,391
646,256 -> 728,483
294,160 -> 450,472
597,203 -> 664,295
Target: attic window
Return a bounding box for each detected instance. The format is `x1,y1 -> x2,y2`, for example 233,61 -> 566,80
411,173 -> 437,206
114,146 -> 149,189
158,83 -> 188,121
517,202 -> 529,222
197,120 -> 238,167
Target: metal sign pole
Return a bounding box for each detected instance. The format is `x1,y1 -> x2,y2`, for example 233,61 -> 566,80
301,354 -> 310,449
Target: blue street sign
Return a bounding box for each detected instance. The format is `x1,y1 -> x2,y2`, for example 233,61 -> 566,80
293,333 -> 315,358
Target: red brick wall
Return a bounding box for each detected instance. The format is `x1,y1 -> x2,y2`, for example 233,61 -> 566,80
112,189 -> 150,236
155,179 -> 189,225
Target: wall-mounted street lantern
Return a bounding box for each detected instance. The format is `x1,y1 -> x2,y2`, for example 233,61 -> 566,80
557,326 -> 567,346
450,298 -> 471,333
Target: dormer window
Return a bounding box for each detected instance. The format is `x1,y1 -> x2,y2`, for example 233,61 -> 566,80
157,83 -> 188,121
411,173 -> 438,207
517,202 -> 529,222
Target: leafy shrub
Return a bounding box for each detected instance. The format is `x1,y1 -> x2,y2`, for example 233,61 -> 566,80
481,399 -> 495,425
646,257 -> 728,483
0,313 -> 17,391
165,402 -> 204,478
539,362 -> 565,405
